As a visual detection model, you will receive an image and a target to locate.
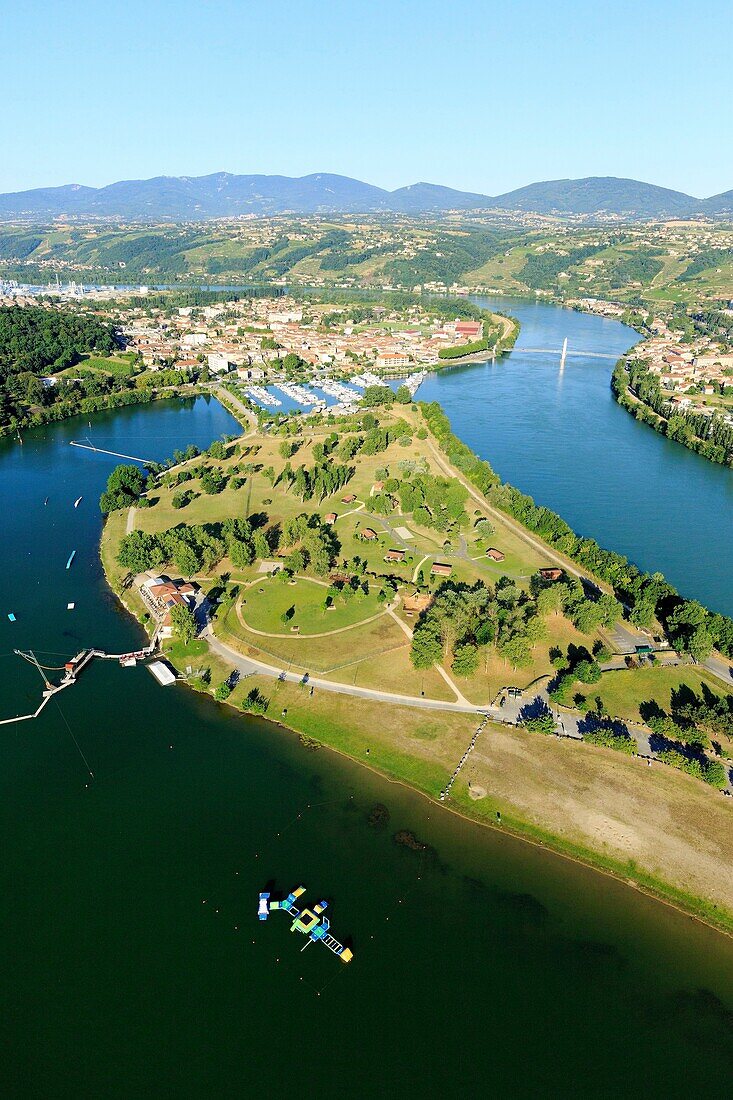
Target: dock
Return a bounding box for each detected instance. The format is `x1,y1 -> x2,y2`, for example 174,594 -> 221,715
69,441 -> 156,464
0,643 -> 159,726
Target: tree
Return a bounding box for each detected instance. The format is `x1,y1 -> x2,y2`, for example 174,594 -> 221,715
117,530 -> 161,573
253,531 -> 270,560
100,463 -> 146,513
523,713 -> 556,735
201,468 -> 225,494
395,385 -> 411,404
214,682 -> 231,701
452,643 -> 479,677
170,603 -> 196,643
172,540 -> 201,577
411,619 -> 444,669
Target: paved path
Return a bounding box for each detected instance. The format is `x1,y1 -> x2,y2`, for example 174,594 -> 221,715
204,626 -> 484,714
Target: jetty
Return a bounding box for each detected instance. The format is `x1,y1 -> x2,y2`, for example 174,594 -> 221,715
69,440 -> 156,464
0,643 -> 158,726
439,713 -> 490,801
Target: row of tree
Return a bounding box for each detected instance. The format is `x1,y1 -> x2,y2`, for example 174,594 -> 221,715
420,400 -> 733,660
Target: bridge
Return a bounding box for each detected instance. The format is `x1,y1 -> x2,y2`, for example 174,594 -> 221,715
514,347 -> 618,361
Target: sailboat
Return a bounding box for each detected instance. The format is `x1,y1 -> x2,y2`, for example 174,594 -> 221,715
66,550 -> 76,570
74,496 -> 83,508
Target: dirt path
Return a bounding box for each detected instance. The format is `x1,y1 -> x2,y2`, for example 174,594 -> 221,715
125,507 -> 136,535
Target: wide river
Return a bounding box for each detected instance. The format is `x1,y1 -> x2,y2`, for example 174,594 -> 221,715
420,295 -> 733,617
0,304 -> 732,1096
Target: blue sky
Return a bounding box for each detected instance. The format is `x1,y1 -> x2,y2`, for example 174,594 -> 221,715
3,0 -> 731,197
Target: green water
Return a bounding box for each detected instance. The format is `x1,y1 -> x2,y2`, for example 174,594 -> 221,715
0,399 -> 732,1097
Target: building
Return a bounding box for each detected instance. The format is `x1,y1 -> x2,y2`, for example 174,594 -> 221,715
384,548 -> 406,563
486,548 -> 505,561
360,528 -> 378,541
208,353 -> 233,374
139,574 -> 198,638
324,512 -> 338,524
538,568 -> 564,582
430,562 -> 452,577
341,494 -> 357,504
454,321 -> 482,340
376,352 -> 411,369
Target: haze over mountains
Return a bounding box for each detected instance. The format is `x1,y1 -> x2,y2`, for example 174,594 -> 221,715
0,172 -> 731,221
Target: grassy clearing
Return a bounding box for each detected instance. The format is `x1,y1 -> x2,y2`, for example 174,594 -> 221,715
594,665 -> 727,724
240,575 -> 383,634
216,604 -> 409,674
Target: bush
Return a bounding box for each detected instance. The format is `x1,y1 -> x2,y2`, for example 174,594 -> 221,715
214,682 -> 232,701
523,713 -> 556,735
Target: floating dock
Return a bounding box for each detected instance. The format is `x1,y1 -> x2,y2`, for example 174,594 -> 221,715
258,885 -> 353,963
147,660 -> 176,686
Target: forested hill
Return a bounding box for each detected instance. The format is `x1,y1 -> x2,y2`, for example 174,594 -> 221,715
0,306 -> 120,431
0,306 -> 116,377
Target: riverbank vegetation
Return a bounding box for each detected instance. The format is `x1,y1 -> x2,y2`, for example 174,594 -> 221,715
612,358 -> 733,467
420,401 -> 733,661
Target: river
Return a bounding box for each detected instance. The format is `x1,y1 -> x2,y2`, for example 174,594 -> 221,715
418,295 -> 733,617
0,377 -> 731,1091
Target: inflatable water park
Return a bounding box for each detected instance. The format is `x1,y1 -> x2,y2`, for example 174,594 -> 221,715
258,885 -> 353,964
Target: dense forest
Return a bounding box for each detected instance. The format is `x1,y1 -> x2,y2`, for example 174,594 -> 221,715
0,305 -> 121,431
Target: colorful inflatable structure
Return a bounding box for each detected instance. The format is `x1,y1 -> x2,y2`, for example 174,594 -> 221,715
258,886 -> 353,963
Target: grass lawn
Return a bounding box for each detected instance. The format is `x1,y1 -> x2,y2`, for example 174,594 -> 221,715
58,353 -> 138,378
325,645 -> 455,701
593,665 -> 729,725
240,575 -> 384,634
222,673 -> 468,795
216,601 -> 409,674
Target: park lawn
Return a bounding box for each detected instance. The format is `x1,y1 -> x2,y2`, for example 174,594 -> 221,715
324,644 -> 455,701
216,601 -> 409,673
136,480 -> 251,535
100,508 -> 129,589
592,664 -> 729,725
224,674 -> 468,795
240,575 -> 384,634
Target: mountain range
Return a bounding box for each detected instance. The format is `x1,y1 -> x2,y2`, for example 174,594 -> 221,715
0,172 -> 731,221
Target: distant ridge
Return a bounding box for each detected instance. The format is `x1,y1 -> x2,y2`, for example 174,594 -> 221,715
0,172 -> 729,221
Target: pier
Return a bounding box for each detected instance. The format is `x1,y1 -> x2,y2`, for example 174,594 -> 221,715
69,440 -> 156,464
0,643 -> 158,726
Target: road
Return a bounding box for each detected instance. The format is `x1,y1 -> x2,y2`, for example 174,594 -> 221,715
204,626 -> 484,714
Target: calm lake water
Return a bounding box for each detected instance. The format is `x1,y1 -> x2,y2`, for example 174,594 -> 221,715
419,296 -> 733,617
0,381 -> 731,1093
